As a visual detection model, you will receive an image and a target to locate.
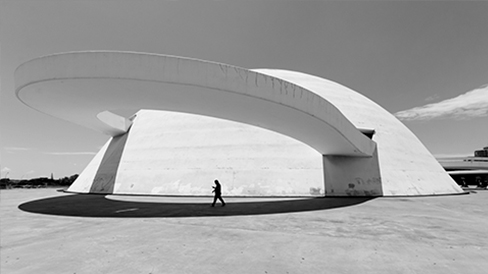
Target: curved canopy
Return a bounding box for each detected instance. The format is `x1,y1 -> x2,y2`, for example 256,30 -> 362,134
15,51 -> 375,156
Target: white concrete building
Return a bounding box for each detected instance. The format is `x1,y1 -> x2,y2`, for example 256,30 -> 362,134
15,52 -> 463,196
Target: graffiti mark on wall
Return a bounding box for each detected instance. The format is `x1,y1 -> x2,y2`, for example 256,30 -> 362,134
309,187 -> 322,195
345,177 -> 382,196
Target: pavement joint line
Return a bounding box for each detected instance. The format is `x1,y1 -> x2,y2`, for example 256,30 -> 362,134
114,208 -> 139,213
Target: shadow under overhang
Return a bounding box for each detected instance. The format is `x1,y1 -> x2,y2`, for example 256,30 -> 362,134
18,193 -> 375,218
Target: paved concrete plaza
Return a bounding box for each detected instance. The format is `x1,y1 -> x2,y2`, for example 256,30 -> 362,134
1,189 -> 487,273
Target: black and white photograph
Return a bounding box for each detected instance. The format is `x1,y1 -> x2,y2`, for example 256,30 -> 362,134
1,1 -> 487,273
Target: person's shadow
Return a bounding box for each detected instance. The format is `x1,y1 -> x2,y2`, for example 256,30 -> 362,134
18,193 -> 375,218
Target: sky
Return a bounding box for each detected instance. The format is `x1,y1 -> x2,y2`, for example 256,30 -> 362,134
1,0 -> 487,179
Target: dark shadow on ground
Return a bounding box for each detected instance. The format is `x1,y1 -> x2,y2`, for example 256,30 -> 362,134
18,193 -> 375,218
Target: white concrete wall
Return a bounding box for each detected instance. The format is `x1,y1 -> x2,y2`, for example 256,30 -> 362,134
256,70 -> 463,196
322,149 -> 382,196
68,140 -> 110,193
69,110 -> 324,197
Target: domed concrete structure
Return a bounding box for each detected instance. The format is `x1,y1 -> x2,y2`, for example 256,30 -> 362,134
15,51 -> 463,196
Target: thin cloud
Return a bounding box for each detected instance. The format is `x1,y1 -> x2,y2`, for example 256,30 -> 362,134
394,85 -> 488,121
4,147 -> 31,151
424,94 -> 440,102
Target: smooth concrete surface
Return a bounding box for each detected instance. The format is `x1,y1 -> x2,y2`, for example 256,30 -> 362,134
71,110 -> 324,197
15,51 -> 375,157
256,70 -> 462,196
2,189 -> 487,274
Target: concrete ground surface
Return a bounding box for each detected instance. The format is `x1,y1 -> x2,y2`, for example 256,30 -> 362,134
1,189 -> 487,274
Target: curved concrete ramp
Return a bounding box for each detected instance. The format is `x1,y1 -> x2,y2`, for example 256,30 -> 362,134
255,70 -> 463,196
15,51 -> 374,157
14,52 -> 463,196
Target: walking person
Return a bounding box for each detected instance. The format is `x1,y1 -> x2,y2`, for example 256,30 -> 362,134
211,179 -> 226,207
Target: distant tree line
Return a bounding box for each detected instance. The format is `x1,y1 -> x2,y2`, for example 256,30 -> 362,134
0,174 -> 79,189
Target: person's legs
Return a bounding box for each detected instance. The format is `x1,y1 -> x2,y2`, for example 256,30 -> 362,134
211,196 -> 217,207
218,196 -> 225,206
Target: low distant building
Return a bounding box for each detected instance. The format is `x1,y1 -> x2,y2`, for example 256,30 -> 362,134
438,146 -> 488,188
474,147 -> 488,157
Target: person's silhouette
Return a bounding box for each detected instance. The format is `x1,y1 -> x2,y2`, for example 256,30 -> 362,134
211,179 -> 226,207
